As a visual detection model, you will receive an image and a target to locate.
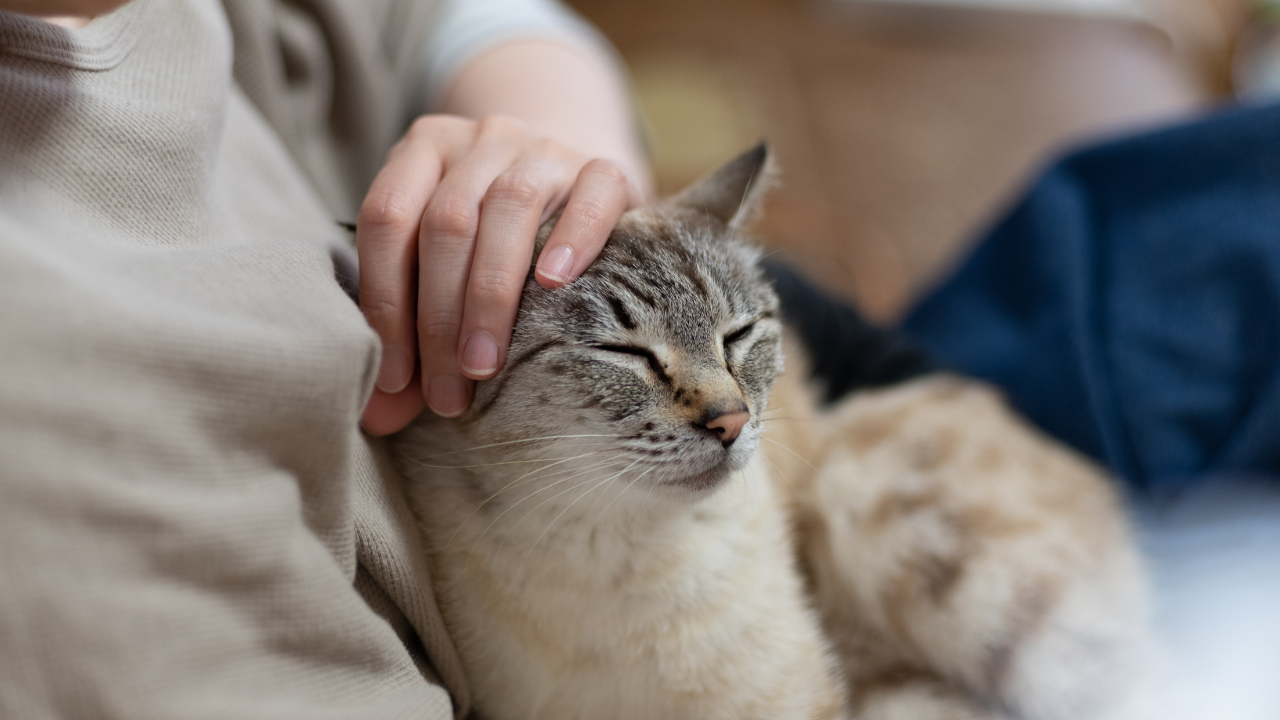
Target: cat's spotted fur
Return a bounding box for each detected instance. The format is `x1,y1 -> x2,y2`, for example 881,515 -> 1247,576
391,147 -> 1151,720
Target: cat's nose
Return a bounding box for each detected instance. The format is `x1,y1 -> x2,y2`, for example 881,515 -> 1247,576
703,405 -> 750,447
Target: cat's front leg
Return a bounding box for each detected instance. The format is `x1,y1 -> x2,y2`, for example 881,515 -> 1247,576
798,376 -> 1154,720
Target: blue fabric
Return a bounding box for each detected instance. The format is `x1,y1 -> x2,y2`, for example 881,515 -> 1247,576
903,103 -> 1280,493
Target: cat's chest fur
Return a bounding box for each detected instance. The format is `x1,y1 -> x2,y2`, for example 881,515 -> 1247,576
399,421 -> 846,720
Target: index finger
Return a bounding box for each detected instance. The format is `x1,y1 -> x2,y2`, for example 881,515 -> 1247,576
535,158 -> 631,289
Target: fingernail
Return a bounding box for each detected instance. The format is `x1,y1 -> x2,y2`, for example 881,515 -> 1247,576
538,245 -> 574,284
376,345 -> 413,393
428,375 -> 469,418
460,332 -> 499,377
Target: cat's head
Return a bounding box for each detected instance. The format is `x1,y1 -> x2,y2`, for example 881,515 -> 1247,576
443,145 -> 781,496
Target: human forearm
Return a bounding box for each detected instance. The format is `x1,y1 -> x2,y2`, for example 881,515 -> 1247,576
439,38 -> 652,201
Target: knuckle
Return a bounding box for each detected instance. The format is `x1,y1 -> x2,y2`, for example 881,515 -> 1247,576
359,293 -> 407,325
407,115 -> 435,137
584,158 -> 627,186
407,114 -> 464,138
477,114 -> 527,139
384,135 -> 409,158
534,137 -> 561,157
486,172 -> 542,208
571,201 -> 612,236
417,316 -> 462,342
423,196 -> 478,239
358,191 -> 419,234
469,267 -> 525,302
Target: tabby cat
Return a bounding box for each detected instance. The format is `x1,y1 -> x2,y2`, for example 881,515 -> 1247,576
390,147 -> 1153,720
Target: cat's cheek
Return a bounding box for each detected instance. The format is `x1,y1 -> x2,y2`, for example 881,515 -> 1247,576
737,344 -> 782,412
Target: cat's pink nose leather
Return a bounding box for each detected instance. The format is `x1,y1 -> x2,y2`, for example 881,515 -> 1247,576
707,411 -> 750,443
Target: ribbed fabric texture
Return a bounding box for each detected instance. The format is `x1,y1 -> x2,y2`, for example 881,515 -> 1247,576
0,0 -> 474,716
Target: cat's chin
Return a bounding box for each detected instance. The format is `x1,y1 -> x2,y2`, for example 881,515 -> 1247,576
669,465 -> 731,493
661,455 -> 748,494
657,439 -> 759,495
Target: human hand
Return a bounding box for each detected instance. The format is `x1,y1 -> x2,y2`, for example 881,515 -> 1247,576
357,114 -> 641,435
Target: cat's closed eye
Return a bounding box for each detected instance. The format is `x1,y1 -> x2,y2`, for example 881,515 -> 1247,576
594,344 -> 668,379
593,344 -> 652,358
722,323 -> 756,347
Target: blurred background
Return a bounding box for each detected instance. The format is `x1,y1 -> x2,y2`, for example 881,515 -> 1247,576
566,0 -> 1277,321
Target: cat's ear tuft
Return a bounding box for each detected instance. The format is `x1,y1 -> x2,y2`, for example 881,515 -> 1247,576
669,143 -> 773,230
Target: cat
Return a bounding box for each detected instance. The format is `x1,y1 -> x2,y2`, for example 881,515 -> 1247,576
389,146 -> 1153,720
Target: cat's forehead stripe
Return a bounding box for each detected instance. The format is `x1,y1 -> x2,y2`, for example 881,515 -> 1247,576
605,271 -> 657,307
575,218 -> 767,335
469,338 -> 562,418
681,261 -> 713,302
605,295 -> 637,331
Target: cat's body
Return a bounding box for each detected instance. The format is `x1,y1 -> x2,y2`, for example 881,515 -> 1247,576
391,147 -> 1151,720
401,430 -> 845,720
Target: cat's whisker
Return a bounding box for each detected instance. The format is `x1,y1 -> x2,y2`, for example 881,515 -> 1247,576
582,462 -> 640,514
445,451 -> 614,548
760,414 -> 829,428
596,462 -> 659,521
465,456 -> 630,566
530,457 -> 650,542
760,405 -> 841,431
510,459 -> 640,533
496,475 -> 612,565
594,473 -> 637,519
761,399 -> 806,416
492,456 -> 626,510
407,455 -> 603,470
757,435 -> 819,474
762,436 -> 819,472
756,453 -> 799,497
413,434 -> 629,460
720,469 -> 745,502
631,484 -> 660,525
518,464 -> 637,569
486,457 -> 625,527
626,465 -> 669,526
731,467 -> 760,504
468,451 -> 614,509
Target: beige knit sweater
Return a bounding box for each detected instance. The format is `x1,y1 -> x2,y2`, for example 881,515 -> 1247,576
0,0 -> 479,716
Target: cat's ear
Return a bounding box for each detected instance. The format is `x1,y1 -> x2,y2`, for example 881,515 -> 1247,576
668,143 -> 773,230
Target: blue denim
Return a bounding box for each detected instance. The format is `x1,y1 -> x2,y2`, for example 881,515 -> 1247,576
903,103 -> 1280,492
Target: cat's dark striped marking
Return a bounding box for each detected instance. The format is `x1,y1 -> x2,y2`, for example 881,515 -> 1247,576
470,339 -> 562,417
605,295 -> 636,330
606,271 -> 658,307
